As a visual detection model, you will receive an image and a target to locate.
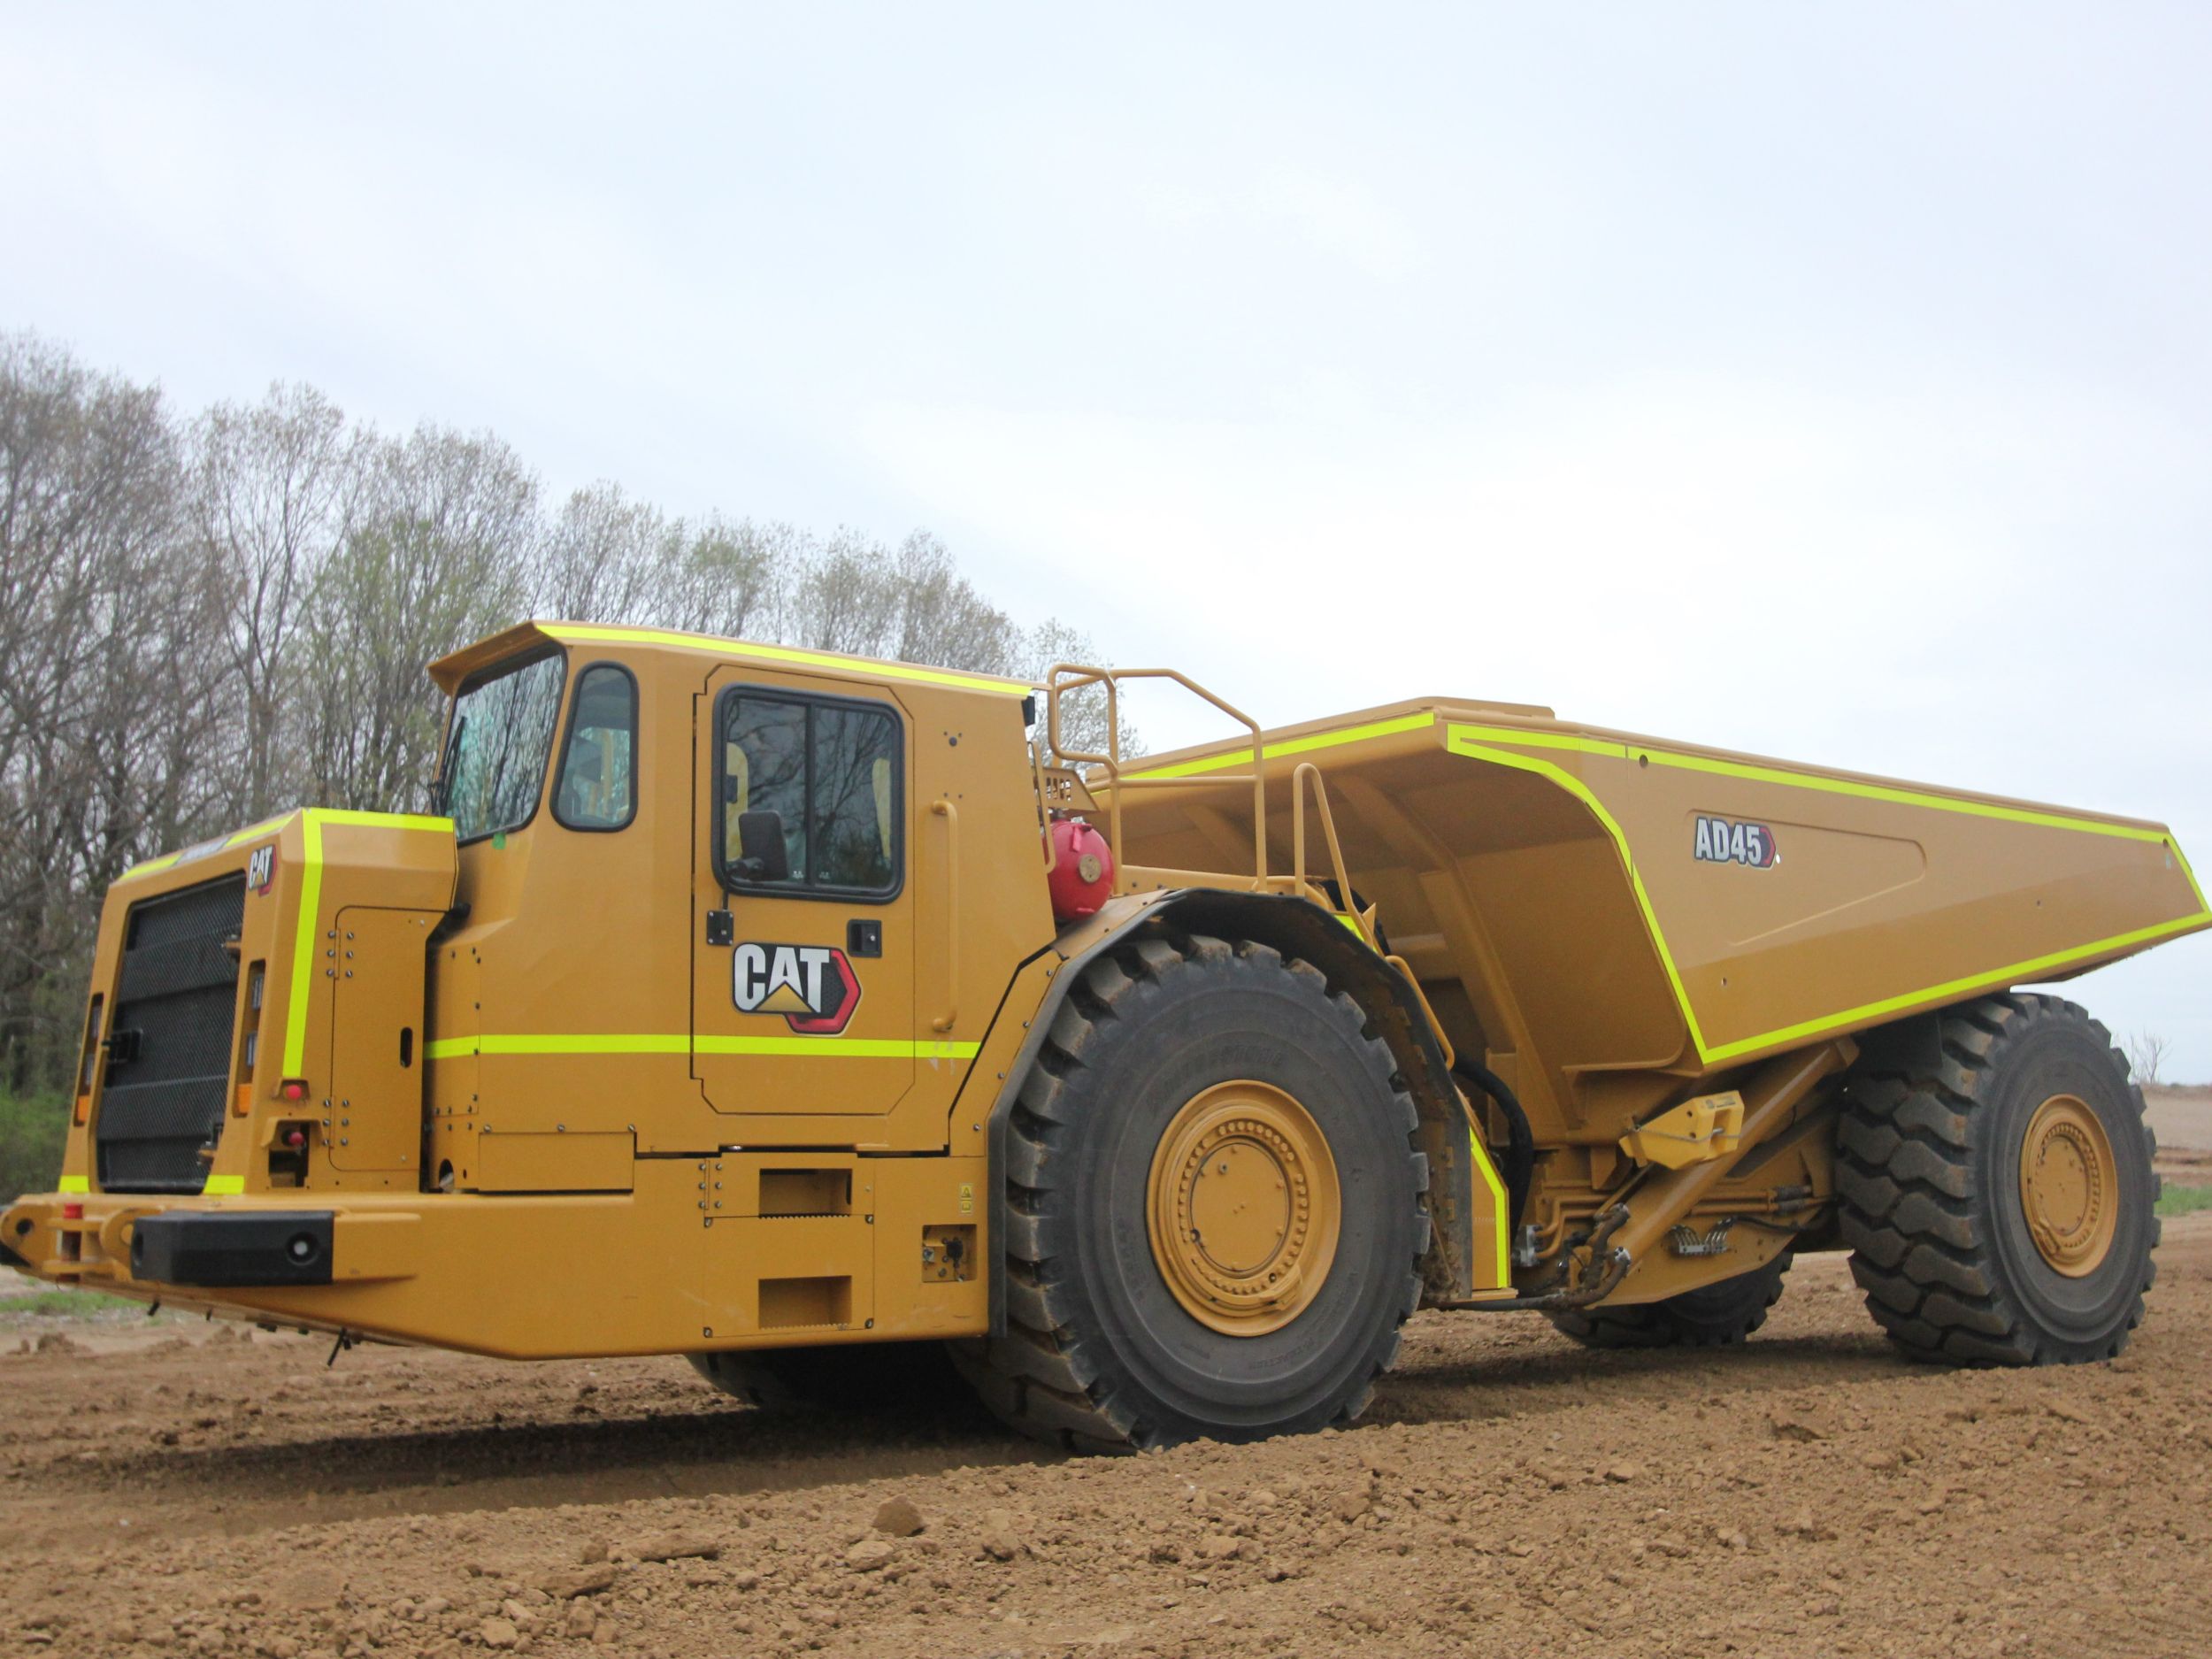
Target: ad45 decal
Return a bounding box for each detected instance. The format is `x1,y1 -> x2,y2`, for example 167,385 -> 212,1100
1693,816 -> 1779,869
732,941 -> 863,1034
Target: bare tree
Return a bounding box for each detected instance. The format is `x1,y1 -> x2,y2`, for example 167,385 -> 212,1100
185,383 -> 358,820
0,330 -> 1143,1098
2126,1032 -> 2170,1088
299,426 -> 538,810
1023,616 -> 1145,760
540,482 -> 676,624
652,512 -> 783,640
0,335 -> 205,1089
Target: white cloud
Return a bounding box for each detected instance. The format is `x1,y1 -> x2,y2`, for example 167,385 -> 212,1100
4,1 -> 2208,1071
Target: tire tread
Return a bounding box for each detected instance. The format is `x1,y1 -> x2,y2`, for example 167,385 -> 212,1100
958,930 -> 1425,1449
1838,994 -> 2156,1366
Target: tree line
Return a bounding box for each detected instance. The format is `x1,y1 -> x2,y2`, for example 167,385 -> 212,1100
0,330 -> 1125,1097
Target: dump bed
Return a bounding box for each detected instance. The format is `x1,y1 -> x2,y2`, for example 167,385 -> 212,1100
1111,700 -> 2208,1141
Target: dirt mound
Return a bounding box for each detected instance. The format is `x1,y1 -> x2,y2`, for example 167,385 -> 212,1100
3,1224 -> 2208,1657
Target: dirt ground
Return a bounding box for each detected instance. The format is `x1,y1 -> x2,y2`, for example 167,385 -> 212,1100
3,1136 -> 2208,1658
2144,1082 -> 2212,1158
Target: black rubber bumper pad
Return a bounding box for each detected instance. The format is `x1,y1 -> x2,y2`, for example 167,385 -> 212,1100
131,1211 -> 335,1286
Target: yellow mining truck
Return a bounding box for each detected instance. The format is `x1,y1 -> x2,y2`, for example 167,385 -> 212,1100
6,621 -> 2207,1447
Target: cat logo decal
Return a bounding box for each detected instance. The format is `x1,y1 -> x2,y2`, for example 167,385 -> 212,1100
732,942 -> 863,1034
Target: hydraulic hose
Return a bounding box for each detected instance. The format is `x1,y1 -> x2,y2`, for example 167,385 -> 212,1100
1453,1060 -> 1533,1236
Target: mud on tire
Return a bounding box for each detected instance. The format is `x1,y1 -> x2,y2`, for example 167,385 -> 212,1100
1548,1249 -> 1795,1349
1838,994 -> 2159,1365
951,933 -> 1428,1450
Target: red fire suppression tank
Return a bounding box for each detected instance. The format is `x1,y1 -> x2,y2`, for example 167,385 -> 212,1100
1047,818 -> 1115,921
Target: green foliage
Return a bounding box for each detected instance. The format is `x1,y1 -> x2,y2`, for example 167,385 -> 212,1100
7,1286 -> 136,1317
2156,1183 -> 2212,1219
0,1090 -> 67,1203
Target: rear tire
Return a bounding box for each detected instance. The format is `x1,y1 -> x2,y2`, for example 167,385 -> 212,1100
1838,994 -> 2159,1365
953,932 -> 1427,1450
1548,1250 -> 1794,1349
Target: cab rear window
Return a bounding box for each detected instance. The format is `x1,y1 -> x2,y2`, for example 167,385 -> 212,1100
553,664 -> 638,831
442,649 -> 566,842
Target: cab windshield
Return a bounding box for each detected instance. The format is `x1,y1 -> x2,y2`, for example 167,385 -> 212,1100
440,649 -> 566,842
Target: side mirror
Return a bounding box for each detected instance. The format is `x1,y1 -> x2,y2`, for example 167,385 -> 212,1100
736,810 -> 792,883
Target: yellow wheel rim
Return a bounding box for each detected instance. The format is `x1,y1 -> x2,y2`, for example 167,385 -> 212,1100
1147,1079 -> 1341,1337
2018,1093 -> 2118,1278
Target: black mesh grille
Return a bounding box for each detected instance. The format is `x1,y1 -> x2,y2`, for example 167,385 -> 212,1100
96,874 -> 245,1194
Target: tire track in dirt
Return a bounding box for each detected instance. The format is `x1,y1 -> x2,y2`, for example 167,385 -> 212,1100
4,1225 -> 2208,1657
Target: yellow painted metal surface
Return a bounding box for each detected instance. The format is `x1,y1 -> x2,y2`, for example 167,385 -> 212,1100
1111,703 -> 2208,1153
9,627 -> 2202,1356
1619,1091 -> 1746,1171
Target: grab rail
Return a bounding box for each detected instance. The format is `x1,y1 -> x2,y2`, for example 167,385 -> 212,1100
1043,664 -> 1267,881
929,799 -> 959,1033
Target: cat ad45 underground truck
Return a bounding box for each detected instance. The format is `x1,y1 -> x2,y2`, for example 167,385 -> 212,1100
6,620 -> 2207,1448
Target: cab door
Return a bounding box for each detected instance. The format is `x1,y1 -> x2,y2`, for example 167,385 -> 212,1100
692,671 -> 915,1121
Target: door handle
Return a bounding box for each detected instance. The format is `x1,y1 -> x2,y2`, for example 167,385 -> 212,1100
930,799 -> 958,1033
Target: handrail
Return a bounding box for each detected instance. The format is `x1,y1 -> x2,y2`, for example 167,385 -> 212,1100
1043,664 -> 1266,882
1292,761 -> 1455,1069
1291,762 -> 1364,944
929,799 -> 959,1033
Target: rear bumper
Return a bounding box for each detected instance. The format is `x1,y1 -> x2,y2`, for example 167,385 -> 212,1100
130,1210 -> 334,1286
0,1152 -> 991,1359
2,1189 -> 406,1304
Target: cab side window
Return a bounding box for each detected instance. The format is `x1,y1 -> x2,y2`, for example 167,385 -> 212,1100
553,664 -> 638,831
719,690 -> 900,897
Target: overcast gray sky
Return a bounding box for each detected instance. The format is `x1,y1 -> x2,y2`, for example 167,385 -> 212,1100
5,3 -> 2208,1073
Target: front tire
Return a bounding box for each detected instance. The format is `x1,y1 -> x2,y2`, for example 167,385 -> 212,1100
1838,995 -> 2159,1365
954,933 -> 1427,1450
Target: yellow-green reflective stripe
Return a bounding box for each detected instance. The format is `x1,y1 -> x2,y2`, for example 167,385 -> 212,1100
281,813 -> 325,1078
1448,723 -> 1629,759
58,1174 -> 88,1194
1452,723 -> 2170,841
203,1174 -> 245,1196
1446,732 -> 1712,1060
541,623 -> 1030,698
700,1035 -> 983,1059
1699,911 -> 2212,1063
119,809 -> 447,887
1445,724 -> 2212,1066
121,811 -> 299,882
2170,837 -> 2208,914
309,809 -> 454,833
224,812 -> 299,847
1467,1120 -> 1510,1286
1642,749 -> 2167,842
280,810 -> 452,1079
1126,711 -> 1438,780
427,1034 -> 982,1060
